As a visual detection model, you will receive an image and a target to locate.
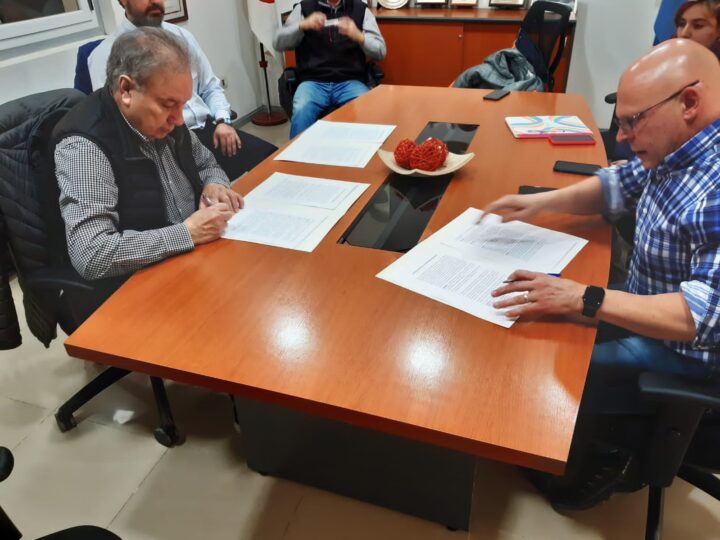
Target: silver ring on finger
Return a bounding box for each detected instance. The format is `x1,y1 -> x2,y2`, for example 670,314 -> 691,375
523,291 -> 530,304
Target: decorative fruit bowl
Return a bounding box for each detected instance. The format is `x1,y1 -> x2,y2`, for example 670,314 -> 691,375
377,149 -> 475,177
378,137 -> 474,177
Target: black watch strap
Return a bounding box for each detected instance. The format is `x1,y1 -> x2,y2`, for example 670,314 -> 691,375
582,286 -> 605,318
215,118 -> 226,125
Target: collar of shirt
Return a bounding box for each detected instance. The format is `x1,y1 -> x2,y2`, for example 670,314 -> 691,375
654,118 -> 720,178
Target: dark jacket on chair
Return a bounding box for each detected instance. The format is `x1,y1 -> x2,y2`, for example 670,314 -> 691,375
0,89 -> 86,349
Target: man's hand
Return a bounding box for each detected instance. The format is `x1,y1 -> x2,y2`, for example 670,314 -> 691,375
491,270 -> 586,319
337,16 -> 364,44
479,192 -> 550,224
299,11 -> 326,32
213,123 -> 242,157
200,183 -> 244,212
184,202 -> 235,246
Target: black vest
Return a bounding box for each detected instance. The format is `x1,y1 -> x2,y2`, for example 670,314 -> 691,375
52,86 -> 203,232
296,0 -> 367,83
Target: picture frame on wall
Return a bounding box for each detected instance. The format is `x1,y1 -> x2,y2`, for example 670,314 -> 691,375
164,0 -> 189,23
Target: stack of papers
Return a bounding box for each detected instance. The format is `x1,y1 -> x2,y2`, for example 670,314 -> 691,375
377,208 -> 588,328
505,115 -> 592,139
222,172 -> 369,252
274,120 -> 396,168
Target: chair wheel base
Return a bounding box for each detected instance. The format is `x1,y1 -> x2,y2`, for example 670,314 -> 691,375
55,412 -> 78,433
153,426 -> 184,447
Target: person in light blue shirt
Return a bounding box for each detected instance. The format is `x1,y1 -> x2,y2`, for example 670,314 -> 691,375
484,39 -> 720,510
89,0 -> 277,180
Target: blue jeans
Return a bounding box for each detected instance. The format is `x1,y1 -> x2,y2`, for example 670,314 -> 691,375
580,322 -> 714,416
290,80 -> 370,138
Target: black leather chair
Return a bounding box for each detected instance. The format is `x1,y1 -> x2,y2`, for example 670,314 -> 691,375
637,372 -> 720,539
277,62 -> 384,118
0,89 -> 181,447
515,0 -> 573,91
0,446 -> 122,540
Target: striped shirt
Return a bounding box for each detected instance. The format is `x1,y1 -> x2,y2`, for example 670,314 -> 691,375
55,119 -> 230,281
598,119 -> 720,369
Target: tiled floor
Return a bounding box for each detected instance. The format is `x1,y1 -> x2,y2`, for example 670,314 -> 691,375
1,121 -> 719,539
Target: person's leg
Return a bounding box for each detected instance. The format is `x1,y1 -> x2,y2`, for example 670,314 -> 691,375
528,335 -> 714,510
290,81 -> 331,138
192,123 -> 277,181
330,80 -> 370,108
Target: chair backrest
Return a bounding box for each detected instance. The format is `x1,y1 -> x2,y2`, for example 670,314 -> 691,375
516,1 -> 572,90
73,39 -> 103,95
0,89 -> 87,343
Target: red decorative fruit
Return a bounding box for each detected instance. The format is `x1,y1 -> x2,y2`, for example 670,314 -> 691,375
409,137 -> 448,171
393,138 -> 417,169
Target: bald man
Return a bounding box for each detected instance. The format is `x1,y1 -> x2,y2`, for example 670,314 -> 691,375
483,39 -> 720,509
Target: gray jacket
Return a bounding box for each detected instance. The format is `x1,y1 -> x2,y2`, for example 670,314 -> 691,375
453,48 -> 544,92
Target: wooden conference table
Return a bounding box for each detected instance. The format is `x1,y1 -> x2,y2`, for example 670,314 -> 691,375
65,85 -> 611,529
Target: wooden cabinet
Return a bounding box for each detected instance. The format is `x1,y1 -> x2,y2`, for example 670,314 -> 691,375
374,8 -> 575,92
379,21 -> 464,87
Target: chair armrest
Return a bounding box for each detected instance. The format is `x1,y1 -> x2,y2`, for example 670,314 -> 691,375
24,268 -> 94,292
605,92 -> 617,104
639,372 -> 720,409
0,448 -> 13,482
284,68 -> 298,86
368,63 -> 384,85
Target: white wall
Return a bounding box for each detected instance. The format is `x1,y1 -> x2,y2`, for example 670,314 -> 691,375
566,0 -> 660,127
0,0 -> 264,118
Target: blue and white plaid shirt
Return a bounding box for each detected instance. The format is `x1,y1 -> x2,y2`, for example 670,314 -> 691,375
598,119 -> 720,370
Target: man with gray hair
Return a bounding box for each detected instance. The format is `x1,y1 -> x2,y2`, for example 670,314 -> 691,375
53,27 -> 241,314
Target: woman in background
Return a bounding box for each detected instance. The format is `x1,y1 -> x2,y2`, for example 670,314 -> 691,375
675,0 -> 720,57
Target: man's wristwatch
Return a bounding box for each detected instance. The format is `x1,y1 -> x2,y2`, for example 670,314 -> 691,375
215,118 -> 227,125
581,286 -> 605,318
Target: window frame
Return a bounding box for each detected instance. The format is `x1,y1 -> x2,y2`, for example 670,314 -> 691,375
0,0 -> 102,52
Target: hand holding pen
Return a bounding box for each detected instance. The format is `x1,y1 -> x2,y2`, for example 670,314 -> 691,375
491,269 -> 585,319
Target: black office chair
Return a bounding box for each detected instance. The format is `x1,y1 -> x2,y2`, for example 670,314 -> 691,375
0,89 -> 181,447
277,62 -> 384,118
0,446 -> 122,540
515,0 -> 572,91
637,372 -> 720,539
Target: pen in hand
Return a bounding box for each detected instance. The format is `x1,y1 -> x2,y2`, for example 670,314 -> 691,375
201,193 -> 216,207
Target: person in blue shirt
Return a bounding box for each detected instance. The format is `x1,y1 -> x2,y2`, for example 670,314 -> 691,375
89,0 -> 277,181
483,38 -> 720,510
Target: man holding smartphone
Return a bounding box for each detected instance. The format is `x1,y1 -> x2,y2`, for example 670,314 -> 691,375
484,39 -> 720,509
273,0 -> 386,138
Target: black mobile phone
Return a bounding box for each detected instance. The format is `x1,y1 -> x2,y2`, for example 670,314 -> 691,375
518,185 -> 557,195
483,89 -> 510,101
553,160 -> 603,176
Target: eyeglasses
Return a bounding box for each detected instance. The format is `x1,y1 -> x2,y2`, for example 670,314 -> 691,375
613,80 -> 700,133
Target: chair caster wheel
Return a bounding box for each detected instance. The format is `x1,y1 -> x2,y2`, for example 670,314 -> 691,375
55,412 -> 78,433
153,426 -> 184,447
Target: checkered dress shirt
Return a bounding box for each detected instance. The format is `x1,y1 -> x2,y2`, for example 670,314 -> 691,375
598,119 -> 720,369
55,120 -> 230,280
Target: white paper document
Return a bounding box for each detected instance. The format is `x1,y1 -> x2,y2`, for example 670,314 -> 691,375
274,120 -> 395,168
377,208 -> 588,328
222,173 -> 369,252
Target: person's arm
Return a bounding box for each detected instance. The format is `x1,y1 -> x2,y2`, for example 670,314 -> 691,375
491,271 -> 697,341
55,137 -> 194,280
182,30 -> 232,123
189,130 -> 244,210
87,40 -> 110,91
273,5 -> 305,51
482,157 -> 648,223
359,8 -> 386,61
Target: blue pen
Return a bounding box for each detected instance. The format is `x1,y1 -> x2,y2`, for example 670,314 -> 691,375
503,272 -> 561,283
